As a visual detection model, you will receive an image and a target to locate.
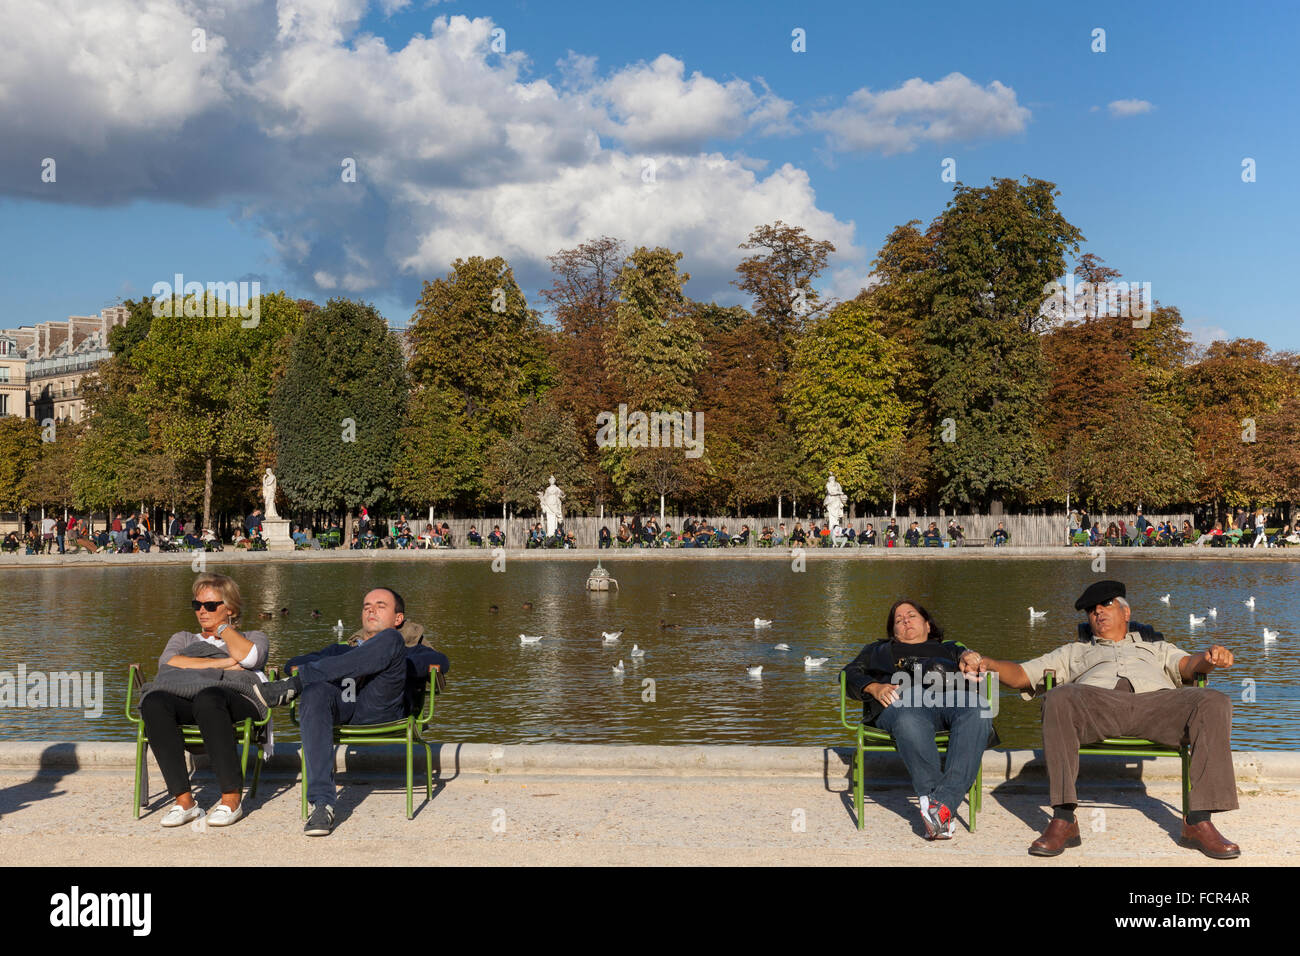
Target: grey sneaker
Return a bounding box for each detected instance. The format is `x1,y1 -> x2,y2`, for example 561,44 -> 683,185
253,675 -> 301,708
304,803 -> 335,837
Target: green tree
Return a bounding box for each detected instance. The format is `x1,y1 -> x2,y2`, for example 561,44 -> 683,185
607,247 -> 706,410
0,417 -> 42,514
131,290 -> 303,528
787,300 -> 910,503
407,256 -> 553,436
924,177 -> 1083,507
270,298 -> 408,533
482,395 -> 593,514
394,386 -> 489,513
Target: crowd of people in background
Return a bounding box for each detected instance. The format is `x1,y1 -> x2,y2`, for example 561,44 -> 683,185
1067,507 -> 1299,549
5,504 -> 1297,555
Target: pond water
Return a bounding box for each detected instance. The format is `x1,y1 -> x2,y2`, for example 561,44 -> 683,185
1,557 -> 1296,749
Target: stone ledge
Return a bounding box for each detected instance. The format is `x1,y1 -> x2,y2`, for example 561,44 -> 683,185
4,742 -> 1297,789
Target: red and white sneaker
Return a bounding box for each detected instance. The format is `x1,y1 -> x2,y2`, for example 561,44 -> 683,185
919,796 -> 954,840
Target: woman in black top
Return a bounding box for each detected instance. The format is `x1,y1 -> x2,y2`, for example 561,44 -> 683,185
841,600 -> 992,840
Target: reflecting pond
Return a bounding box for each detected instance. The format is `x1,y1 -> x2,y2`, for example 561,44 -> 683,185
1,557 -> 1296,749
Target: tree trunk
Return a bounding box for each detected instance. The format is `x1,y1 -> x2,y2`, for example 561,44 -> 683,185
203,458 -> 213,531
777,495 -> 782,521
344,509 -> 354,546
660,494 -> 665,524
891,490 -> 897,519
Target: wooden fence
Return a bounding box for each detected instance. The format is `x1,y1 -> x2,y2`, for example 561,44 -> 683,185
365,511 -> 1193,550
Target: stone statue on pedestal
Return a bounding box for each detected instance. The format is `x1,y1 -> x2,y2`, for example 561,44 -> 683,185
823,473 -> 847,527
262,468 -> 280,520
538,475 -> 565,537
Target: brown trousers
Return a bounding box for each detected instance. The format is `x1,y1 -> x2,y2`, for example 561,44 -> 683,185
1040,684 -> 1238,812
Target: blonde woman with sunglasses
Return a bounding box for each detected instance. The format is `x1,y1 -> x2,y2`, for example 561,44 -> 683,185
139,573 -> 270,828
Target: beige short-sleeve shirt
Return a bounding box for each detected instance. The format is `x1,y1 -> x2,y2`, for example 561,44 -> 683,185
1019,632 -> 1189,700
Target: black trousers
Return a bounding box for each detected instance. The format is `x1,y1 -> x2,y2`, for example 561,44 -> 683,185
141,687 -> 261,797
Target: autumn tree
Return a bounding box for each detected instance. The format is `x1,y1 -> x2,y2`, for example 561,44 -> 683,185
734,221 -> 836,366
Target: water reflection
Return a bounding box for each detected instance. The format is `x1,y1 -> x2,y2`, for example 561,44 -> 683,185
0,557 -> 1296,749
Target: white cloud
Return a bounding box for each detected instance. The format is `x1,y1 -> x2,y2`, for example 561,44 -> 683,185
809,72 -> 1030,155
1107,98 -> 1154,117
0,1 -> 860,308
592,54 -> 795,152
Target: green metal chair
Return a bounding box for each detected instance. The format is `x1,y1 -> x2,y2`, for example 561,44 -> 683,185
288,663 -> 441,820
125,663 -> 276,818
838,669 -> 993,832
1042,668 -> 1202,817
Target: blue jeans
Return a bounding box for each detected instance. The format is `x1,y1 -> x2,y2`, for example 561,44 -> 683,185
873,685 -> 991,813
297,631 -> 409,808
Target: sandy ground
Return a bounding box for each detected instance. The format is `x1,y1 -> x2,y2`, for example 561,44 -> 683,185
2,767 -> 1295,866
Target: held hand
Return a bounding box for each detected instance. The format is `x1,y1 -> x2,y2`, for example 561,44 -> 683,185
959,651 -> 984,676
1204,645 -> 1234,668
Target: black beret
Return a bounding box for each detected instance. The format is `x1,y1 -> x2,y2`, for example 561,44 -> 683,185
1075,580 -> 1126,611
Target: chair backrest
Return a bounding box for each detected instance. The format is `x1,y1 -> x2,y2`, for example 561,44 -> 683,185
1076,621 -> 1163,642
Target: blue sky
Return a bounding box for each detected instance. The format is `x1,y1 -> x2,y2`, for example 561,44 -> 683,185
1,0 -> 1295,349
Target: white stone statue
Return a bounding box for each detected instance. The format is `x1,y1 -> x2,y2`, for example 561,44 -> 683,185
823,473 -> 847,527
262,468 -> 280,520
538,475 -> 565,537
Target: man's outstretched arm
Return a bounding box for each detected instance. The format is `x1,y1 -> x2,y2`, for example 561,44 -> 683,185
959,652 -> 1032,690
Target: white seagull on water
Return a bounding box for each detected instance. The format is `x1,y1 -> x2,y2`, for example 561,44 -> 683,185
804,656 -> 829,668
1159,594 -> 1171,604
1207,607 -> 1217,619
1189,614 -> 1206,626
519,634 -> 543,644
747,666 -> 763,678
774,643 -> 791,651
754,618 -> 773,628
1263,628 -> 1279,642
1245,596 -> 1256,611
612,660 -> 625,675
631,645 -> 645,657
602,631 -> 622,644
1029,607 -> 1047,620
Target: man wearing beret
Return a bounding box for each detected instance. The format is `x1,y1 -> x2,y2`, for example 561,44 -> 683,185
959,580 -> 1239,859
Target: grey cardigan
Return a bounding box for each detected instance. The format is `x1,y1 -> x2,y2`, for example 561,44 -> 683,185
142,629 -> 272,719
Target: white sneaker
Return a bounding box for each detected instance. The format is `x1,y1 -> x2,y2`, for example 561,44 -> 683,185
207,802 -> 243,827
160,802 -> 203,828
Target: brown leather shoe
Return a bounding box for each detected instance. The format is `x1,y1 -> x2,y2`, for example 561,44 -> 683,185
1029,818 -> 1082,857
1180,819 -> 1241,859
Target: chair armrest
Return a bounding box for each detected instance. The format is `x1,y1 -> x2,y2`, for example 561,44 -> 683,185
125,663 -> 144,722
418,664 -> 440,725
839,671 -> 861,732
1043,668 -> 1056,691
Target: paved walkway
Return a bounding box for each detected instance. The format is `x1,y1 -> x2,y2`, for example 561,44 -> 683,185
3,767 -> 1294,866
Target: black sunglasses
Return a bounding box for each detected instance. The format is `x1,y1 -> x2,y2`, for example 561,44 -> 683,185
1087,599 -> 1117,614
191,600 -> 225,612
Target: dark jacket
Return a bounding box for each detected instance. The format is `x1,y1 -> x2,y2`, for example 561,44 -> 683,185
842,638 -> 968,724
287,623 -> 450,715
